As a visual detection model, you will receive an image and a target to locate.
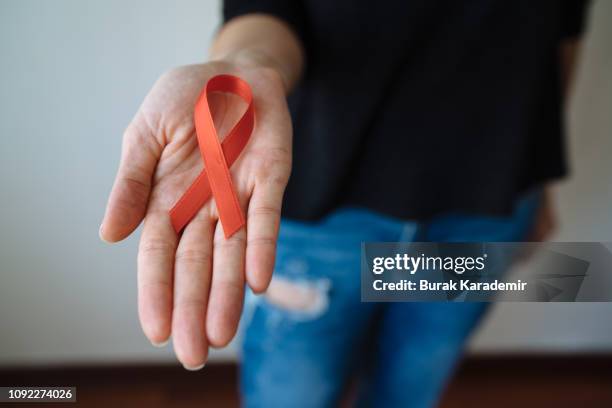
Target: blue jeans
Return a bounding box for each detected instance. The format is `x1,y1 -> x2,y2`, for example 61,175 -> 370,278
240,191 -> 540,408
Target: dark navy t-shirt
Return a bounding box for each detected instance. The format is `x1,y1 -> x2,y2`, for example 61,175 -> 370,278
224,0 -> 590,221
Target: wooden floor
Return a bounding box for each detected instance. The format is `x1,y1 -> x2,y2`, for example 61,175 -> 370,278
1,355 -> 611,407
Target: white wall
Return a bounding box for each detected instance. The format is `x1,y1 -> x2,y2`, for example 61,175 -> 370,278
0,0 -> 610,366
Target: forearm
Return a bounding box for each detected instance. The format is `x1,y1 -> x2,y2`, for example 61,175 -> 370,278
560,39 -> 582,98
210,14 -> 304,93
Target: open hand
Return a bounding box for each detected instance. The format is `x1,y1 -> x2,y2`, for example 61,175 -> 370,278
100,62 -> 292,369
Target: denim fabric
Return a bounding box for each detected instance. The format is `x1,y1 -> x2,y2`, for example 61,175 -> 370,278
240,191 -> 540,408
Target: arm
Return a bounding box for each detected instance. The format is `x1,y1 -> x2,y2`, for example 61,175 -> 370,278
211,14 -> 304,92
559,39 -> 581,99
100,14 -> 303,369
529,39 -> 583,242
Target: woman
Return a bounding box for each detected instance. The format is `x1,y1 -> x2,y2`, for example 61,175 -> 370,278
100,0 -> 588,406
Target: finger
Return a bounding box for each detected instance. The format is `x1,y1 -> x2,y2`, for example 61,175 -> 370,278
100,117 -> 162,242
245,175 -> 286,293
137,211 -> 177,345
172,215 -> 214,369
206,222 -> 246,347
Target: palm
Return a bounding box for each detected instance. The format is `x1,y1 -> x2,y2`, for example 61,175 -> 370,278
100,63 -> 292,369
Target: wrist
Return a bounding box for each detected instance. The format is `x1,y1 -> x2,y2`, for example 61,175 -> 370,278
210,49 -> 292,94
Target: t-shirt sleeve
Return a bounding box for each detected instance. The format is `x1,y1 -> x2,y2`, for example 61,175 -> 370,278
559,0 -> 591,39
223,0 -> 306,43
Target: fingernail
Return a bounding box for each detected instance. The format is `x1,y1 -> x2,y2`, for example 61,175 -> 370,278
183,363 -> 206,371
98,224 -> 110,243
151,339 -> 169,348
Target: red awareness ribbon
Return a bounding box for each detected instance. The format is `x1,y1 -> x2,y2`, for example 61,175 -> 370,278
169,74 -> 254,238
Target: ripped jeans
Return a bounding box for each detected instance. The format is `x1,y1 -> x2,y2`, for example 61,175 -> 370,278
240,191 -> 540,408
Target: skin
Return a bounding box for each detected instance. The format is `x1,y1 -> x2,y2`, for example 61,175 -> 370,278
100,16 -> 303,369
529,39 -> 582,242
99,11 -> 579,370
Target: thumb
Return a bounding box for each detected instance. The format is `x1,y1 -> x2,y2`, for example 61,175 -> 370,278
100,116 -> 161,242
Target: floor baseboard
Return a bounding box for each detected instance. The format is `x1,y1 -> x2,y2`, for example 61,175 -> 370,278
0,354 -> 610,407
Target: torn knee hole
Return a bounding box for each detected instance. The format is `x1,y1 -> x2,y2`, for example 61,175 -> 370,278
265,277 -> 331,317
